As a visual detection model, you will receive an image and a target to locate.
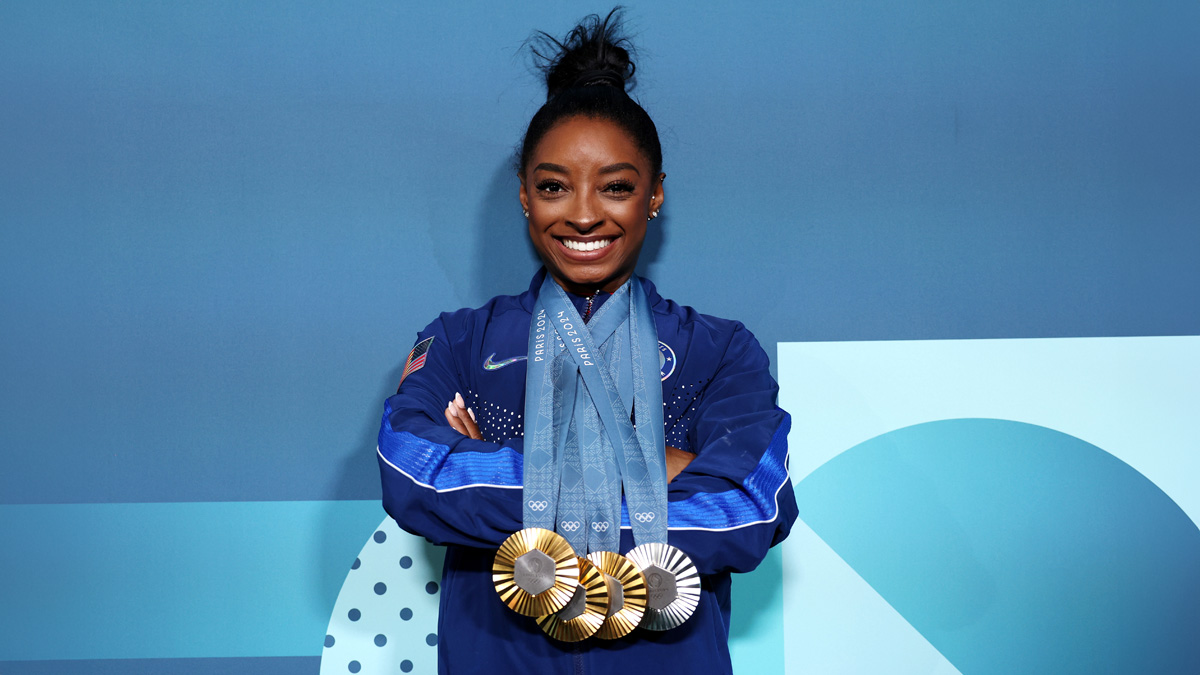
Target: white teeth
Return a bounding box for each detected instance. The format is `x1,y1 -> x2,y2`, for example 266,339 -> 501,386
562,238 -> 612,252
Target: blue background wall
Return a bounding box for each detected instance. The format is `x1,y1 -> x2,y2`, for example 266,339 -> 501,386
2,1 -> 1197,672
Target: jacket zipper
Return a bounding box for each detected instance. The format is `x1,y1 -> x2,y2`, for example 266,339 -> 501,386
582,290 -> 597,323
573,643 -> 585,675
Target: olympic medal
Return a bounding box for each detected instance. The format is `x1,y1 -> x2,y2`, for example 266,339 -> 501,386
493,528 -> 580,617
625,543 -> 700,631
585,550 -> 648,639
536,556 -> 609,642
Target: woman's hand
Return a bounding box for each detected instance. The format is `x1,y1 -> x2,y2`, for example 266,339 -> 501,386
665,445 -> 694,483
444,391 -> 692,481
444,392 -> 483,440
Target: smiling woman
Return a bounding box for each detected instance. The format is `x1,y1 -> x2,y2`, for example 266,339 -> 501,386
521,116 -> 663,295
376,9 -> 797,675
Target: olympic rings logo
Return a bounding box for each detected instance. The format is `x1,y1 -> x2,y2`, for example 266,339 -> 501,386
591,522 -> 610,532
560,521 -> 582,532
633,512 -> 656,523
527,500 -> 549,511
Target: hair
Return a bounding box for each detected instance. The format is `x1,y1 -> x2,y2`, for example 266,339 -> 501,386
519,8 -> 663,177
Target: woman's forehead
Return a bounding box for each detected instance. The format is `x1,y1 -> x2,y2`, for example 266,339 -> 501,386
529,117 -> 650,173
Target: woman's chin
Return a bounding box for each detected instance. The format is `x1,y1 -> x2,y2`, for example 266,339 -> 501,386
549,266 -> 627,294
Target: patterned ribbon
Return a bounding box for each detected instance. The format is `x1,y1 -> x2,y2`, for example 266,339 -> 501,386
522,274 -> 668,553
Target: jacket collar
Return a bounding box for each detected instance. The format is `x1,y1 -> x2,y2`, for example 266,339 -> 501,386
521,267 -> 663,314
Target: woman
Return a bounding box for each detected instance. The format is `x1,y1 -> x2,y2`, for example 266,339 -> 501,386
378,10 -> 797,674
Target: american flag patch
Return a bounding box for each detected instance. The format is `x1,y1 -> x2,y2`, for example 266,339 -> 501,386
398,336 -> 435,389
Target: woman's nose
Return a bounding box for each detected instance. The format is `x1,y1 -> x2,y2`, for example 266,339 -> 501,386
566,191 -> 601,231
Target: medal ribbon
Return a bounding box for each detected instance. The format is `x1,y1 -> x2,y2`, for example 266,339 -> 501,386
522,274 -> 668,553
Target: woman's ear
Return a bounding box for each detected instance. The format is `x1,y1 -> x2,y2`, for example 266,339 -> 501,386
518,173 -> 530,216
651,172 -> 666,216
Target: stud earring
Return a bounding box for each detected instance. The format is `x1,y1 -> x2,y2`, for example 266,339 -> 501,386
523,210 -> 529,218
649,210 -> 659,220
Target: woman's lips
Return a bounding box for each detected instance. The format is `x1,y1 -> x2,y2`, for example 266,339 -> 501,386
555,236 -> 616,260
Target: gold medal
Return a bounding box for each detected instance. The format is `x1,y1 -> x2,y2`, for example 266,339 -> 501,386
493,528 -> 579,617
536,556 -> 608,642
626,543 -> 700,631
585,550 -> 648,639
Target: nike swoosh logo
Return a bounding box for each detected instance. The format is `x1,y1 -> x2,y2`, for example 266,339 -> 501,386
482,353 -> 527,371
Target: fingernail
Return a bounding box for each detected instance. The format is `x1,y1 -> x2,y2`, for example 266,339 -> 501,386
468,407 -> 476,421
447,401 -> 459,417
454,392 -> 465,408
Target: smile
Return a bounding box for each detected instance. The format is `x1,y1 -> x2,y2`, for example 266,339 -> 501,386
560,238 -> 614,252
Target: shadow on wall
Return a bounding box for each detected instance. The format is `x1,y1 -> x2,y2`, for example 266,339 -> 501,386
635,201 -> 666,282
471,160 -> 541,301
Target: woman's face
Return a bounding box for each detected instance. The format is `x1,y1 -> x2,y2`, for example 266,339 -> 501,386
520,116 -> 664,295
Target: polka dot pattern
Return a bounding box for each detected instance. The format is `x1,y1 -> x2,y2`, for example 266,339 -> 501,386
466,389 -> 523,443
664,376 -> 709,451
467,366 -> 711,451
320,517 -> 444,675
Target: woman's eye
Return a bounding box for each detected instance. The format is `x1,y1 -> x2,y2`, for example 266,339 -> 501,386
604,181 -> 636,194
536,181 -> 566,193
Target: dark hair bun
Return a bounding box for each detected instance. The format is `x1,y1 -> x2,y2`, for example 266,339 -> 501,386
531,8 -> 635,101
518,7 -> 662,176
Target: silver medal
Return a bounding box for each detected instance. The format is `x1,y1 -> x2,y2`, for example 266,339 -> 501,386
626,542 -> 700,631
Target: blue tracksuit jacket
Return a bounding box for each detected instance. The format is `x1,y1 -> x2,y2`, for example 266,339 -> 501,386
378,269 -> 797,674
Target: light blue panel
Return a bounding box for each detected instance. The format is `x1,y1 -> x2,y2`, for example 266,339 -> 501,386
796,419 -> 1200,674
0,500 -> 383,660
778,337 -> 1200,523
782,519 -> 960,674
778,337 -> 1200,673
729,546 -> 786,674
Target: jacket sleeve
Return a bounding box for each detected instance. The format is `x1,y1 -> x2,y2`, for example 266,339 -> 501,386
662,323 -> 798,575
377,314 -> 523,549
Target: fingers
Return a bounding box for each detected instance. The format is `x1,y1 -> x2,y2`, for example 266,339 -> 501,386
444,393 -> 483,440
444,401 -> 469,436
459,399 -> 481,441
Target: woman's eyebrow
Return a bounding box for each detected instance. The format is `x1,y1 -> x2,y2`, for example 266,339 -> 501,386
533,162 -> 569,173
599,162 -> 639,175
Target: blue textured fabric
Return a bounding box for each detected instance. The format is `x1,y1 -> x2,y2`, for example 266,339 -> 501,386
376,269 -> 798,674
664,412 -> 791,529
380,403 -> 789,527
379,407 -> 790,527
378,421 -> 522,491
